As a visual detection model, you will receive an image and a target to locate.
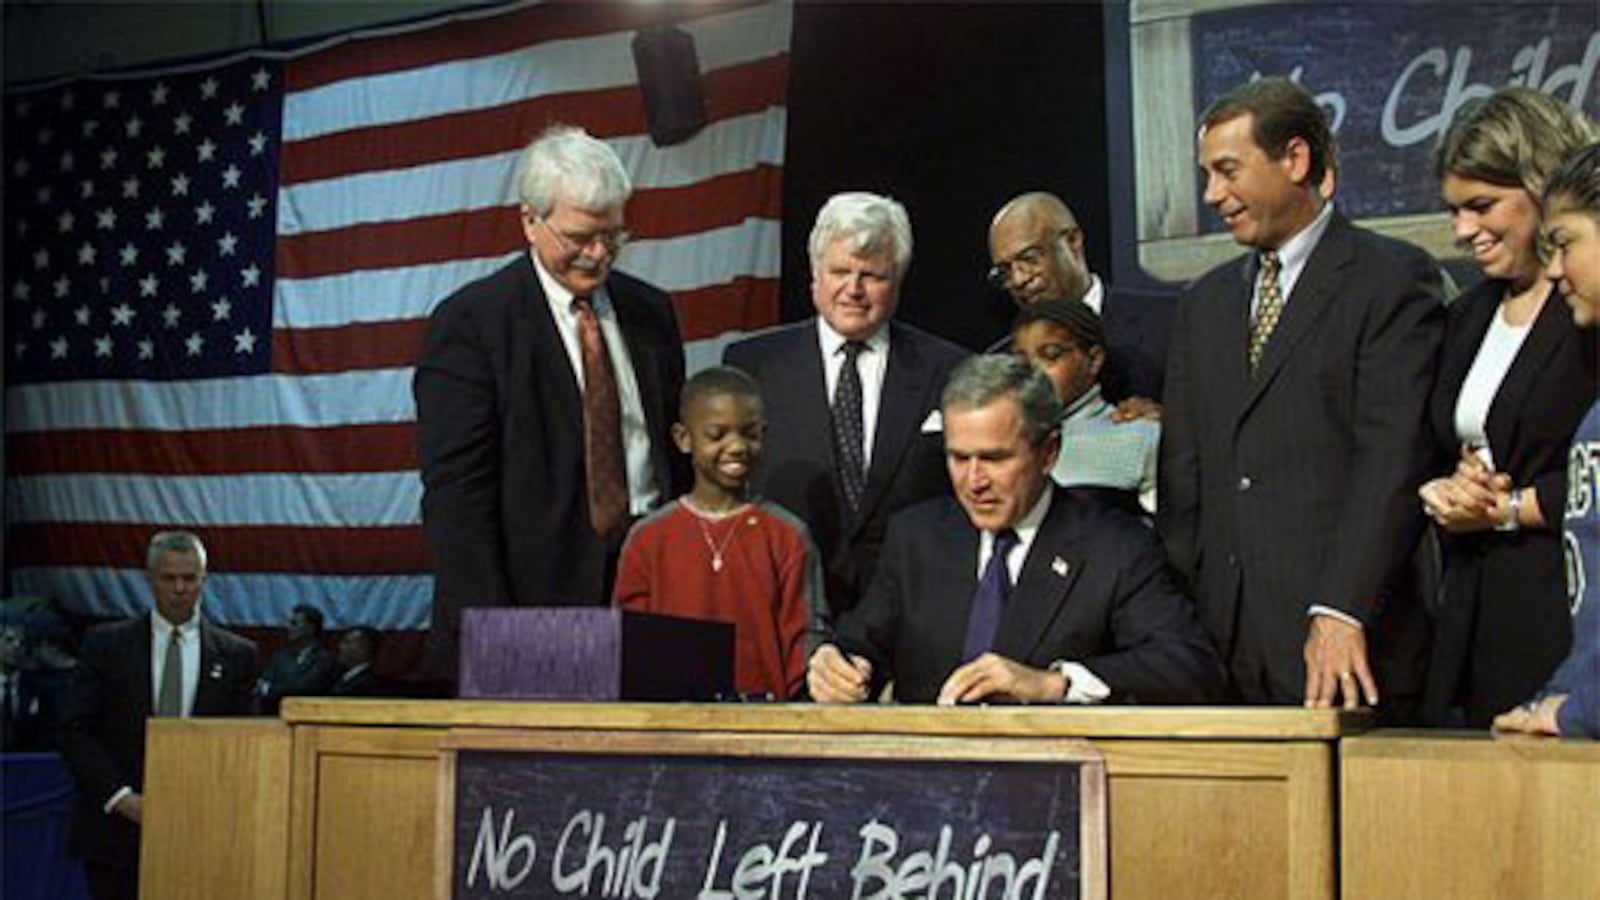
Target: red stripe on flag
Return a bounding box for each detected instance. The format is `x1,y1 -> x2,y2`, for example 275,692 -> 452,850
285,3 -> 733,93
272,320 -> 429,375
275,165 -> 783,279
673,277 -> 780,341
11,523 -> 431,574
280,54 -> 788,186
7,423 -> 418,476
267,275 -> 778,377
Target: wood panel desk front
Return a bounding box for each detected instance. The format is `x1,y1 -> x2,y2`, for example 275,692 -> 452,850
144,703 -> 1356,900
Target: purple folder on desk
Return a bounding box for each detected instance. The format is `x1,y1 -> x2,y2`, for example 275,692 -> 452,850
458,608 -> 734,701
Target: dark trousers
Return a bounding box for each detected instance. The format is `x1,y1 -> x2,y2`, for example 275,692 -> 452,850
83,860 -> 138,900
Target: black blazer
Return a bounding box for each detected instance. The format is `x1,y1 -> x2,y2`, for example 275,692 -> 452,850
984,282 -> 1177,402
414,255 -> 687,677
834,488 -> 1225,704
1159,212 -> 1445,702
723,319 -> 967,617
1421,279 -> 1594,725
60,616 -> 257,866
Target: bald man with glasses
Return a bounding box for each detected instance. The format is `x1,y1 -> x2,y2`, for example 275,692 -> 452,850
987,192 -> 1175,405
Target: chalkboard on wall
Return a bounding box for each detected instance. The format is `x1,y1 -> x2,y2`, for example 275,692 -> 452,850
441,730 -> 1106,900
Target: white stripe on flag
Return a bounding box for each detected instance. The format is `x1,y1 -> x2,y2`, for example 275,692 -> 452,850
11,566 -> 434,629
10,472 -> 421,527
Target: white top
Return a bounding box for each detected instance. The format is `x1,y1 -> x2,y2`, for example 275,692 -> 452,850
1253,202 -> 1335,319
974,488 -> 1110,704
816,318 -> 891,465
1080,273 -> 1105,315
1453,302 -> 1533,469
531,251 -> 660,514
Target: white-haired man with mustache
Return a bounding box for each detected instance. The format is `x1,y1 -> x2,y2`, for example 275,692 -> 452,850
415,125 -> 688,686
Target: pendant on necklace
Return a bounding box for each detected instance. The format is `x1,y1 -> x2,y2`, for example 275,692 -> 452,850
712,554 -> 724,573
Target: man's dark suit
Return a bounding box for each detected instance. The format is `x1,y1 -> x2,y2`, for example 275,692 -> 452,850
1159,212 -> 1445,704
723,319 -> 967,617
834,488 -> 1225,704
257,641 -> 339,713
1096,285 -> 1177,403
985,282 -> 1176,402
59,616 -> 257,874
0,668 -> 53,752
329,664 -> 386,697
1421,279 -> 1594,725
415,254 -> 686,677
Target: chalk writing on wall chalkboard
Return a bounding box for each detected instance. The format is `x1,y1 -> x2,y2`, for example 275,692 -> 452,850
452,750 -> 1096,899
1191,3 -> 1599,225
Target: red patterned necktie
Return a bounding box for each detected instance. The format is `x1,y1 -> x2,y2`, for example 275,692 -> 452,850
572,296 -> 628,539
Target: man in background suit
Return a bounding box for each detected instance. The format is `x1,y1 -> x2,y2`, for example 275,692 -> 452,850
724,192 -> 968,618
809,355 -> 1223,705
255,603 -> 338,713
987,192 -> 1175,403
59,531 -> 257,900
1159,78 -> 1444,712
329,627 -> 386,697
0,620 -> 51,752
415,126 -> 686,682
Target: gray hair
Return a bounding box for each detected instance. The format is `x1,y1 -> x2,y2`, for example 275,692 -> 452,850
941,354 -> 1064,448
515,125 -> 633,216
147,530 -> 208,572
807,192 -> 914,280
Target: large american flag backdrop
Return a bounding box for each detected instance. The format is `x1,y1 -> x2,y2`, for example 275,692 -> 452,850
3,2 -> 790,637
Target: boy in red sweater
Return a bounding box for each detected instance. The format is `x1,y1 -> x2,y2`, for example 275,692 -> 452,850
614,366 -> 825,698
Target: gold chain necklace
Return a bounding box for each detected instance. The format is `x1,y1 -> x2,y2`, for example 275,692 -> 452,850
680,498 -> 752,573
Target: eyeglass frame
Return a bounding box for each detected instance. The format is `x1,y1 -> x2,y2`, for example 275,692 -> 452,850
986,226 -> 1077,291
532,212 -> 632,256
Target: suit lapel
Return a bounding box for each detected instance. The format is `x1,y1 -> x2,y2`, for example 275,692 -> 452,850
993,493 -> 1084,661
780,322 -> 838,471
933,504 -> 983,661
1241,213 -> 1352,417
135,617 -> 156,719
610,277 -> 675,490
1485,282 -> 1572,454
515,256 -> 585,426
857,323 -> 928,531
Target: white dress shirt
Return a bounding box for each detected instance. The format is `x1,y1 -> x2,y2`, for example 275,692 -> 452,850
817,318 -> 891,465
975,488 -> 1110,703
532,251 -> 660,514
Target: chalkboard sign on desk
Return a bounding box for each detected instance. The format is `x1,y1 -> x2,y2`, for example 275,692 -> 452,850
439,729 -> 1106,900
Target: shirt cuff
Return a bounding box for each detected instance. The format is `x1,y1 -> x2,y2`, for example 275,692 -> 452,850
103,786 -> 133,815
1307,605 -> 1364,629
1052,661 -> 1111,704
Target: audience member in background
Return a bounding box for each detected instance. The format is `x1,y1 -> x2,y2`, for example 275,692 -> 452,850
1494,142 -> 1600,739
1159,77 -> 1445,715
987,192 -> 1174,411
1,617 -> 51,752
1417,90 -> 1597,728
60,531 -> 257,900
329,627 -> 387,698
724,193 -> 968,620
257,604 -> 339,713
614,367 -> 825,699
415,125 -> 687,684
808,355 -> 1223,706
1013,299 -> 1160,516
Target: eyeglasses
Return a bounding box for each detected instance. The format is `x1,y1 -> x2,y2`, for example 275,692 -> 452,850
537,216 -> 631,255
987,227 -> 1075,290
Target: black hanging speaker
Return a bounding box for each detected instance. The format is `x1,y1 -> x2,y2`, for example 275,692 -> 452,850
632,25 -> 708,147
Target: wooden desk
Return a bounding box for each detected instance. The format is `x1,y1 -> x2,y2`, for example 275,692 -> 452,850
275,702 -> 1352,900
1342,731 -> 1600,899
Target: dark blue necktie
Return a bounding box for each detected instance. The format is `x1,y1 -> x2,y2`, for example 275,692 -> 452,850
962,529 -> 1020,661
831,341 -> 867,512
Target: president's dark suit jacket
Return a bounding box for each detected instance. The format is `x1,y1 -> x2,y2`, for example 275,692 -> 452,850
415,254 -> 687,677
1159,212 -> 1445,703
834,489 -> 1225,704
985,282 -> 1177,402
1421,279 -> 1594,725
60,616 -> 257,866
723,319 -> 968,617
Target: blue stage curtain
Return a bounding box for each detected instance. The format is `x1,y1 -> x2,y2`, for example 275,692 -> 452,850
2,752 -> 90,900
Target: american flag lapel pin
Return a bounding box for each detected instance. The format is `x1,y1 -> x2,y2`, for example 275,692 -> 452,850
1052,557 -> 1070,577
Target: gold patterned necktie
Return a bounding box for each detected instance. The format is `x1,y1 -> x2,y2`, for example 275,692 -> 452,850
1248,250 -> 1284,372
156,628 -> 183,717
572,296 -> 628,539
